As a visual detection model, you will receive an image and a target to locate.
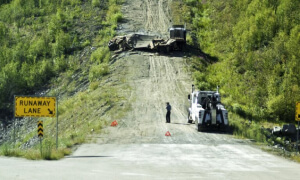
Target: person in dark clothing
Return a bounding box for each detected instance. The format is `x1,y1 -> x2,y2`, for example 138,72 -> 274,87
166,102 -> 171,123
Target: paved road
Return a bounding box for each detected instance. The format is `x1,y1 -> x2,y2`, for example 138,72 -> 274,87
1,143 -> 300,180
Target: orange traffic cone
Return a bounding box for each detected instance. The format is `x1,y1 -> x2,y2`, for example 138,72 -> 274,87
111,120 -> 118,127
165,131 -> 171,136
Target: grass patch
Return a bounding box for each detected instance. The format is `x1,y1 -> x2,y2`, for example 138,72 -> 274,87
230,113 -> 267,143
89,81 -> 99,91
230,113 -> 300,162
0,0 -> 126,160
260,146 -> 300,163
89,63 -> 109,82
23,147 -> 72,160
0,143 -> 23,157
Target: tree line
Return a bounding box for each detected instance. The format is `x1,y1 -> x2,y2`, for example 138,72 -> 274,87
181,0 -> 300,122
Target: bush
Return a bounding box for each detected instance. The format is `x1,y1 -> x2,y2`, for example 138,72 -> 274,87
1,143 -> 23,157
92,0 -> 100,7
230,114 -> 266,142
90,47 -> 110,63
42,139 -> 54,160
89,63 -> 109,82
89,81 -> 99,90
111,12 -> 123,23
82,39 -> 90,47
52,30 -> 72,56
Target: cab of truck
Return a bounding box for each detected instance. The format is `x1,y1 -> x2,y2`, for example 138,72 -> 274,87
169,25 -> 186,42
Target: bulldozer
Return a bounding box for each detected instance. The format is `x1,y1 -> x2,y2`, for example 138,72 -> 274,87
187,85 -> 229,132
108,25 -> 186,53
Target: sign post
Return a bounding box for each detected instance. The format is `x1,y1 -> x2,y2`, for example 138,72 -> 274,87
38,120 -> 43,155
56,100 -> 58,149
295,102 -> 300,152
13,98 -> 16,146
14,96 -> 58,149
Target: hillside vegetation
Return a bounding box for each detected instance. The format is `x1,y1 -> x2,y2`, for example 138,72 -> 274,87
0,0 -> 126,159
178,0 -> 300,123
0,0 -> 122,119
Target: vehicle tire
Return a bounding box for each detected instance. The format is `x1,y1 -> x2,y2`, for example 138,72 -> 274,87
197,125 -> 203,132
166,46 -> 170,53
197,125 -> 204,132
182,45 -> 186,52
187,113 -> 193,123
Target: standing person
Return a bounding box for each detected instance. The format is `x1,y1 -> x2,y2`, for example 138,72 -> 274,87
166,102 -> 171,123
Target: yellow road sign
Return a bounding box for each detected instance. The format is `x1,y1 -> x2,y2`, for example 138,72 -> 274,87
15,96 -> 56,117
296,102 -> 300,121
37,121 -> 43,138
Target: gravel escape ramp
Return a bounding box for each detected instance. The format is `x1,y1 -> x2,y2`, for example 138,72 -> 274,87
96,0 -> 200,144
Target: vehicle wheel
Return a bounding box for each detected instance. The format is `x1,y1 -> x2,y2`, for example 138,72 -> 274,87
166,46 -> 170,53
197,125 -> 204,132
187,113 -> 193,123
181,44 -> 186,52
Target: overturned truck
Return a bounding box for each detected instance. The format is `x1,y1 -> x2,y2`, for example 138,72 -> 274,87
108,25 -> 186,53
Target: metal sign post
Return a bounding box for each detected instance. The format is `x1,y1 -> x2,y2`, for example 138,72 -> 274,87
13,97 -> 16,146
56,97 -> 58,150
38,120 -> 43,156
13,117 -> 16,147
295,102 -> 300,152
297,121 -> 299,152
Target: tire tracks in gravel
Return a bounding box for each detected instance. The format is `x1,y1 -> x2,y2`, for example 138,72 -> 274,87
145,0 -> 172,36
97,0 -> 244,146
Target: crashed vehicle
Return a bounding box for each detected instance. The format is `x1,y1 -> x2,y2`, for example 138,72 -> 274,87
108,25 -> 186,53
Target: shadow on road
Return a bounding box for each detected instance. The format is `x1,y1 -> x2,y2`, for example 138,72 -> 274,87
201,130 -> 233,135
171,122 -> 192,126
65,156 -> 112,159
112,44 -> 218,61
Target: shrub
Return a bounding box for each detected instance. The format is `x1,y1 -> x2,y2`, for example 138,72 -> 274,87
1,143 -> 23,157
90,47 -> 110,63
92,0 -> 100,7
89,81 -> 99,90
111,12 -> 122,23
82,39 -> 90,47
89,63 -> 109,82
